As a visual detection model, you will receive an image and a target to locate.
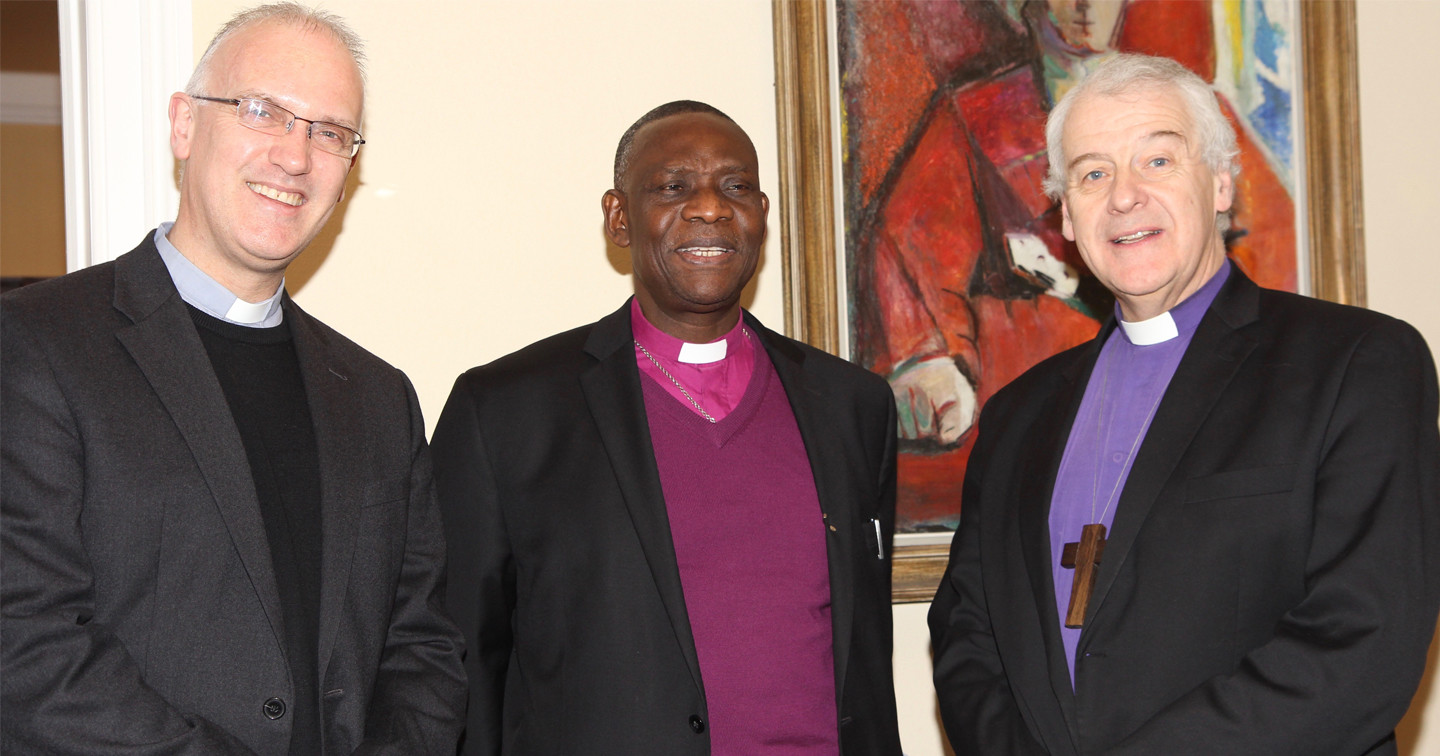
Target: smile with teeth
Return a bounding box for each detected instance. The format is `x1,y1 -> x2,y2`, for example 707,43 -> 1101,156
1112,229 -> 1160,244
247,182 -> 304,207
678,246 -> 730,258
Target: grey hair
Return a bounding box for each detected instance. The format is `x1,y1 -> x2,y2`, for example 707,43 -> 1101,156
613,100 -> 737,190
185,2 -> 366,96
1042,53 -> 1239,202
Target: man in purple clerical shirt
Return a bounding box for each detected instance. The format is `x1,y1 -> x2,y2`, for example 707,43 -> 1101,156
930,53 -> 1440,755
433,101 -> 902,756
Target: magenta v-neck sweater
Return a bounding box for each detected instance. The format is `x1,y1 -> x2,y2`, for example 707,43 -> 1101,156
640,348 -> 839,755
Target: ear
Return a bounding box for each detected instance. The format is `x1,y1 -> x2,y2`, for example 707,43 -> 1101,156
760,191 -> 771,242
1213,165 -> 1234,214
602,189 -> 631,248
169,92 -> 194,161
1060,198 -> 1076,241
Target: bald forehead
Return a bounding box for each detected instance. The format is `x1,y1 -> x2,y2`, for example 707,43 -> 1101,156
212,19 -> 363,83
634,112 -> 754,151
627,112 -> 757,182
212,20 -> 364,124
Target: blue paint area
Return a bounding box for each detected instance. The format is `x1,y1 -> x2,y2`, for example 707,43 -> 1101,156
1239,0 -> 1293,174
1251,77 -> 1292,172
1253,1 -> 1282,71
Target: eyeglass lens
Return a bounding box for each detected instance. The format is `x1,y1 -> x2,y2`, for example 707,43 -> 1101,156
234,98 -> 360,157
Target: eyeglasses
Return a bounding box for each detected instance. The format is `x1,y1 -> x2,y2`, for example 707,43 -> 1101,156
192,95 -> 365,158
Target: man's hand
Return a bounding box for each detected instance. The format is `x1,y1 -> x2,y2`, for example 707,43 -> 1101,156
890,357 -> 976,445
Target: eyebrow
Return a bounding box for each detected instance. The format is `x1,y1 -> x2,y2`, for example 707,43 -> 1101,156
1066,130 -> 1187,173
654,163 -> 756,176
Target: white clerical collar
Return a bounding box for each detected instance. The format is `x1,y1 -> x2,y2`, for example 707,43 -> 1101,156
678,339 -> 727,364
154,222 -> 285,327
629,298 -> 750,365
1119,310 -> 1179,346
224,297 -> 273,323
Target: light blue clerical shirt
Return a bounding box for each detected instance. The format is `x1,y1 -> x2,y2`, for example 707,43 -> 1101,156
154,222 -> 284,328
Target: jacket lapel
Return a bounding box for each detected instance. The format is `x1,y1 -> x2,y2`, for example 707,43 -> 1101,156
753,316 -> 859,698
579,302 -> 706,695
1016,337 -> 1104,749
1082,271 -> 1261,631
111,241 -> 287,648
286,302 -> 367,679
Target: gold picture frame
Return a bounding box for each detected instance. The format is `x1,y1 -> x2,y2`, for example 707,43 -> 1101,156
772,0 -> 1365,603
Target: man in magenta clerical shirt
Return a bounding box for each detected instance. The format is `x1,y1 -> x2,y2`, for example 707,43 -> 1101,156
432,101 -> 903,756
929,53 -> 1440,755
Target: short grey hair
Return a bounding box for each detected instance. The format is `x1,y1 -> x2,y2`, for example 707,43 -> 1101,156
185,2 -> 366,96
1042,53 -> 1239,202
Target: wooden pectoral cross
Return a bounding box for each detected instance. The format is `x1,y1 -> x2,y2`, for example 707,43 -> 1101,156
1060,523 -> 1107,629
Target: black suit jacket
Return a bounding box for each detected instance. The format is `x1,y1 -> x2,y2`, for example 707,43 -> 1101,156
1,236 -> 466,754
930,268 -> 1440,755
432,301 -> 902,755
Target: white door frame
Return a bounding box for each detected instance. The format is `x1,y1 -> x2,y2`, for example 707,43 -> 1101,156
58,0 -> 192,270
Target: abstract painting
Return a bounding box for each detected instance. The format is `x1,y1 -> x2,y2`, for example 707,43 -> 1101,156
773,0 -> 1363,599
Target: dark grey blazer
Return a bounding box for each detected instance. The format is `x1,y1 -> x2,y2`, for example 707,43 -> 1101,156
432,301 -> 903,756
930,267 -> 1440,755
1,235 -> 466,754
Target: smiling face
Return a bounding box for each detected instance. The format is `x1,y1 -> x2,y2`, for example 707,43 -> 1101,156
603,112 -> 768,342
1059,84 -> 1232,321
168,20 -> 363,300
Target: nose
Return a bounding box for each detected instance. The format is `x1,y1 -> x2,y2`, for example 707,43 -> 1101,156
1107,166 -> 1146,214
269,118 -> 313,175
682,185 -> 733,223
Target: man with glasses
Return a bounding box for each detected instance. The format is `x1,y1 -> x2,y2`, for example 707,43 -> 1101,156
1,4 -> 465,753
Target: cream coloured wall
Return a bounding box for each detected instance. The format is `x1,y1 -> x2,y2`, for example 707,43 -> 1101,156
1359,0 -> 1440,341
187,1 -> 1440,753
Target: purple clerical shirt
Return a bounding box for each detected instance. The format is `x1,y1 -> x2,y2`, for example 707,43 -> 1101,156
631,298 -> 755,421
1049,261 -> 1231,684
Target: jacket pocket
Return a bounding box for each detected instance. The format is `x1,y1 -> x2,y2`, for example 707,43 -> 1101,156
1183,463 -> 1296,504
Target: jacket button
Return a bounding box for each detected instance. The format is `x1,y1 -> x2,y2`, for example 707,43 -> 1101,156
262,697 -> 286,720
688,714 -> 705,734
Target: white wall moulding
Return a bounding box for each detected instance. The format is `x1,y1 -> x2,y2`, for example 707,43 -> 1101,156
58,0 -> 191,271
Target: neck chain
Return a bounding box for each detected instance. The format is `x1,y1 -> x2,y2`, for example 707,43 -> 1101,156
633,328 -> 748,425
1090,342 -> 1167,524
